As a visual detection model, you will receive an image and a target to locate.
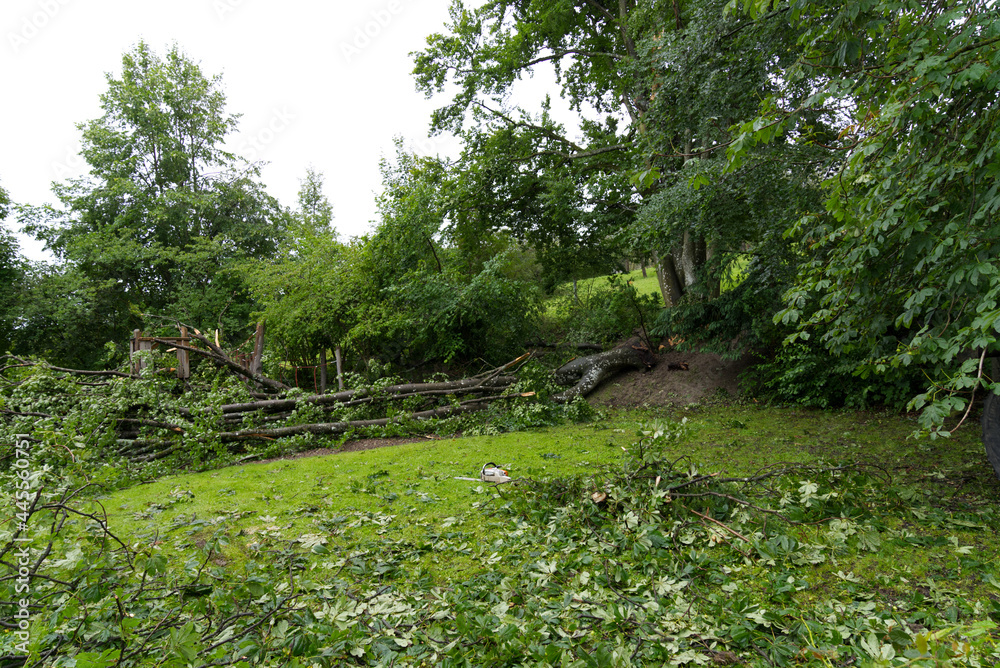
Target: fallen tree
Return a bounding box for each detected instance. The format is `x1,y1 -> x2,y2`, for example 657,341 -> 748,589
553,336 -> 657,403
1,336 -> 660,465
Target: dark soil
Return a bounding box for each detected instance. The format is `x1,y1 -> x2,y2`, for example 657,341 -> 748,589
587,349 -> 755,407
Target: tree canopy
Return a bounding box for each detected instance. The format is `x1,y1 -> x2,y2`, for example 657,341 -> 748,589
728,0 -> 1000,433
20,41 -> 286,367
246,149 -> 542,373
411,0 -> 835,307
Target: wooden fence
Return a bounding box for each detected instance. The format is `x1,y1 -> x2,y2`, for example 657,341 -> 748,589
130,328 -> 191,378
130,323 -> 265,381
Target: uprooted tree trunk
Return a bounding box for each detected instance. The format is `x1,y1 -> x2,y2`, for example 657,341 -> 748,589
553,336 -> 657,403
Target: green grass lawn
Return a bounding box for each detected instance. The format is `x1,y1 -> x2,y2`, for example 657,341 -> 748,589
103,403 -> 999,582
23,404 -> 1000,666
546,256 -> 751,315
549,268 -> 662,304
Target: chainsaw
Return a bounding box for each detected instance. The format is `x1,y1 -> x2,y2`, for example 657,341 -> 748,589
454,462 -> 511,483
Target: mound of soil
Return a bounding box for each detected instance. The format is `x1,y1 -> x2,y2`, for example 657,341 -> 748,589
587,349 -> 755,407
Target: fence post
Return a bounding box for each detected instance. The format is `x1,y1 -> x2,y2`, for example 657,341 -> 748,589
130,330 -> 153,375
250,322 -> 265,377
177,327 -> 190,379
334,344 -> 345,391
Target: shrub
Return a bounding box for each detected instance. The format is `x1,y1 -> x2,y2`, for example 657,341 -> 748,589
546,274 -> 659,346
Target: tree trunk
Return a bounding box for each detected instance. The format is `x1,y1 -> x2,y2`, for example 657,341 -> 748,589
319,349 -> 328,394
553,336 -> 656,402
705,240 -> 720,299
335,345 -> 345,391
680,231 -> 699,288
654,250 -> 684,307
981,358 -> 1000,482
250,322 -> 265,377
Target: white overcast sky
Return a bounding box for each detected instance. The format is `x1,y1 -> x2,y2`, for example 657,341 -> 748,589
0,0 -> 502,261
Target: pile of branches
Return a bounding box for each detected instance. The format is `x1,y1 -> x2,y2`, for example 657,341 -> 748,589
1,329 -> 658,463
114,372 -> 525,462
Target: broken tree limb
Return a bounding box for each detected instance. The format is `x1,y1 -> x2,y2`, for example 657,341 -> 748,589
114,392 -> 534,453
552,336 -> 656,403
152,338 -> 290,392
216,393 -> 532,443
180,375 -> 517,417
0,355 -> 137,380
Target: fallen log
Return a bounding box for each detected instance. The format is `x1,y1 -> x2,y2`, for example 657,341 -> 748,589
216,393 -> 532,443
114,392 -> 535,460
553,336 -> 656,403
186,375 -> 517,417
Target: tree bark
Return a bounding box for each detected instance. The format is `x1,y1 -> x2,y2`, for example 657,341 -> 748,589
654,251 -> 684,307
319,349 -> 328,394
334,345 -> 345,391
981,358 -> 1000,482
553,336 -> 656,402
250,322 -> 265,377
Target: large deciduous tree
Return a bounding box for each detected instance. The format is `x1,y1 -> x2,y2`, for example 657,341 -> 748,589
247,147 -> 542,377
23,42 -> 286,365
412,0 -> 832,314
729,0 -> 1000,440
242,169 -> 353,373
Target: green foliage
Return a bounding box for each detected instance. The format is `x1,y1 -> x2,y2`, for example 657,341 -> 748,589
411,0 -> 832,355
460,361 -> 601,436
744,341 -> 924,411
375,251 -> 541,366
412,0 -> 646,287
293,166 -> 335,237
728,0 -> 1000,436
4,393 -> 999,666
17,42 -> 287,367
247,147 -> 543,374
0,182 -> 23,354
651,254 -> 790,358
242,228 -> 353,366
545,274 -> 660,346
625,0 -> 830,309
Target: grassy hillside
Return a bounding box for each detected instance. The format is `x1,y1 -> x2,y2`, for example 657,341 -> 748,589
19,403 -> 994,666
549,268 -> 663,304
